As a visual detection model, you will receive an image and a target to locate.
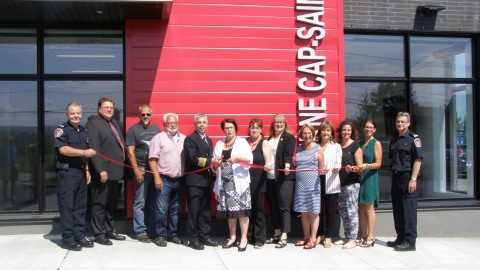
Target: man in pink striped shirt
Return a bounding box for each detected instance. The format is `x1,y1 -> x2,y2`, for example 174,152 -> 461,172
148,112 -> 186,247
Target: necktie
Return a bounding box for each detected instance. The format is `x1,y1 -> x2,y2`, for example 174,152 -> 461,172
109,121 -> 125,158
203,136 -> 209,146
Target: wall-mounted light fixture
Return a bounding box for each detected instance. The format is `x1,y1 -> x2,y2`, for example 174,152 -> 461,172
417,5 -> 446,17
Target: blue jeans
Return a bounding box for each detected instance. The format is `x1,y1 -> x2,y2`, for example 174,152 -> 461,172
155,176 -> 183,238
133,171 -> 156,237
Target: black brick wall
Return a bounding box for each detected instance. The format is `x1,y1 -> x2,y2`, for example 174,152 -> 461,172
344,0 -> 480,32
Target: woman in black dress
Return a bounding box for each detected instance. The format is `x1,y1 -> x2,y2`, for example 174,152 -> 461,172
246,118 -> 272,248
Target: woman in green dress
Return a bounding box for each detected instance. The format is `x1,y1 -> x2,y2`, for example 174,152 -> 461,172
359,120 -> 382,248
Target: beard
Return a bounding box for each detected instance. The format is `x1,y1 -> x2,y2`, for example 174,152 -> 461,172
165,127 -> 178,136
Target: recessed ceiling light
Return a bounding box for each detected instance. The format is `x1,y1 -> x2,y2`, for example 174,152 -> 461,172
96,10 -> 103,15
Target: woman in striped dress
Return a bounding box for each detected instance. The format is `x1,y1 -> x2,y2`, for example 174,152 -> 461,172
293,124 -> 325,249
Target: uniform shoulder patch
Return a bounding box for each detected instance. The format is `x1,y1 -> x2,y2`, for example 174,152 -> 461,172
414,138 -> 421,147
54,128 -> 64,138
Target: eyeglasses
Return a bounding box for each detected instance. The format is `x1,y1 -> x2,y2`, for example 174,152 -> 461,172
101,106 -> 114,110
165,121 -> 178,125
274,122 -> 285,125
140,113 -> 152,117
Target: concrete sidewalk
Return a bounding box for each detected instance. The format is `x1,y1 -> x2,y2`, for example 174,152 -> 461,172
1,234 -> 480,270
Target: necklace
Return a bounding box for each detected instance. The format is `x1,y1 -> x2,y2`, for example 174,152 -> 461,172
248,136 -> 261,151
224,136 -> 236,149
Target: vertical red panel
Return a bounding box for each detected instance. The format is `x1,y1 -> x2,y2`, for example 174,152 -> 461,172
124,0 -> 345,218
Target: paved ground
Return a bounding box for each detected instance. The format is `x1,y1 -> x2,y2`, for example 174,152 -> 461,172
1,234 -> 480,270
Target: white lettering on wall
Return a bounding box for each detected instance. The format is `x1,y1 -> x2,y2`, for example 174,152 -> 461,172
295,0 -> 327,126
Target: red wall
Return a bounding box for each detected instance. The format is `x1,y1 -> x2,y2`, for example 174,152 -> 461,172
125,0 -> 345,217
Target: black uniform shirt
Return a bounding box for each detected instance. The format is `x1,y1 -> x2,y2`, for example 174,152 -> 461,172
389,129 -> 423,172
54,121 -> 89,168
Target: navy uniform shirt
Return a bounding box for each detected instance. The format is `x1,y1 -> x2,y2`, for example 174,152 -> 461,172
54,121 -> 89,168
389,129 -> 423,172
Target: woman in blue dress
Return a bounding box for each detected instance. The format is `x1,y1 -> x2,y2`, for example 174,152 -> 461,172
293,123 -> 325,249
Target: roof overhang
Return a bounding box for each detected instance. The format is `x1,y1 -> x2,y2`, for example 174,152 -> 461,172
0,0 -> 172,27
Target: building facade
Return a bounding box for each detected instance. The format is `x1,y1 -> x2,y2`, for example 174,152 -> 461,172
0,0 -> 478,216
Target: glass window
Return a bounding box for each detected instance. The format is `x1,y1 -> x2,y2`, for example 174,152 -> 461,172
345,35 -> 404,77
0,81 -> 38,210
346,82 -> 406,200
410,37 -> 472,78
44,81 -> 124,211
411,83 -> 474,199
44,30 -> 123,75
0,29 -> 36,74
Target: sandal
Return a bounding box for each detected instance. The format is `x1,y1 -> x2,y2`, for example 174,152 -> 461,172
303,240 -> 316,249
295,239 -> 308,246
266,234 -> 281,244
342,240 -> 356,249
275,239 -> 288,248
356,238 -> 366,246
361,237 -> 375,248
323,237 -> 332,248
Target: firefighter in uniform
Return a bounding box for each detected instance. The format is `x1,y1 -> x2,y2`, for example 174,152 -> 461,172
387,112 -> 422,252
55,102 -> 96,251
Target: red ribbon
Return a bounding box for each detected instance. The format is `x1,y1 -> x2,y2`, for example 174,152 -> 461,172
96,152 -> 362,176
96,152 -> 211,176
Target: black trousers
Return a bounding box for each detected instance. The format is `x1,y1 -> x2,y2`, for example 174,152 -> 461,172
391,171 -> 418,246
90,179 -> 120,237
56,168 -> 87,244
266,179 -> 294,234
185,185 -> 212,243
318,175 -> 340,238
248,189 -> 266,242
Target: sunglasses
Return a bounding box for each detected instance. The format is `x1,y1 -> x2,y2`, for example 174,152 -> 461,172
140,113 -> 152,116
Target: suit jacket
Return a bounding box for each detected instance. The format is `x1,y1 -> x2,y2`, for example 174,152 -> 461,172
183,131 -> 213,187
270,132 -> 296,181
86,114 -> 125,181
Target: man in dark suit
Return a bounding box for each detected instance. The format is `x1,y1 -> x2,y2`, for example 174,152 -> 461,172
183,113 -> 218,250
87,97 -> 126,245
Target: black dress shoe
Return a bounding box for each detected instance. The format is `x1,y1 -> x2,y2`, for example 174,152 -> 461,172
106,232 -> 126,241
95,236 -> 113,246
386,240 -> 401,248
76,237 -> 94,248
188,241 -> 205,250
200,238 -> 218,247
222,240 -> 238,249
167,236 -> 182,245
62,242 -> 82,251
394,242 -> 416,251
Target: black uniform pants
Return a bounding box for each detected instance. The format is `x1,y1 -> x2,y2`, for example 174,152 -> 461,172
266,179 -> 294,234
90,178 -> 120,237
56,168 -> 87,244
391,171 -> 417,246
185,185 -> 212,243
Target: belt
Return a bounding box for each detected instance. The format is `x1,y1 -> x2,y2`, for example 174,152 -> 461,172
56,162 -> 85,170
162,175 -> 182,181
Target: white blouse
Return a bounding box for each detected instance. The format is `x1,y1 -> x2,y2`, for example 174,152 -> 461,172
213,137 -> 253,196
323,141 -> 342,194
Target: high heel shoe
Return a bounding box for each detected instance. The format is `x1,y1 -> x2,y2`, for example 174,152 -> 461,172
238,243 -> 247,252
356,237 -> 367,246
222,239 -> 238,249
361,237 -> 376,248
